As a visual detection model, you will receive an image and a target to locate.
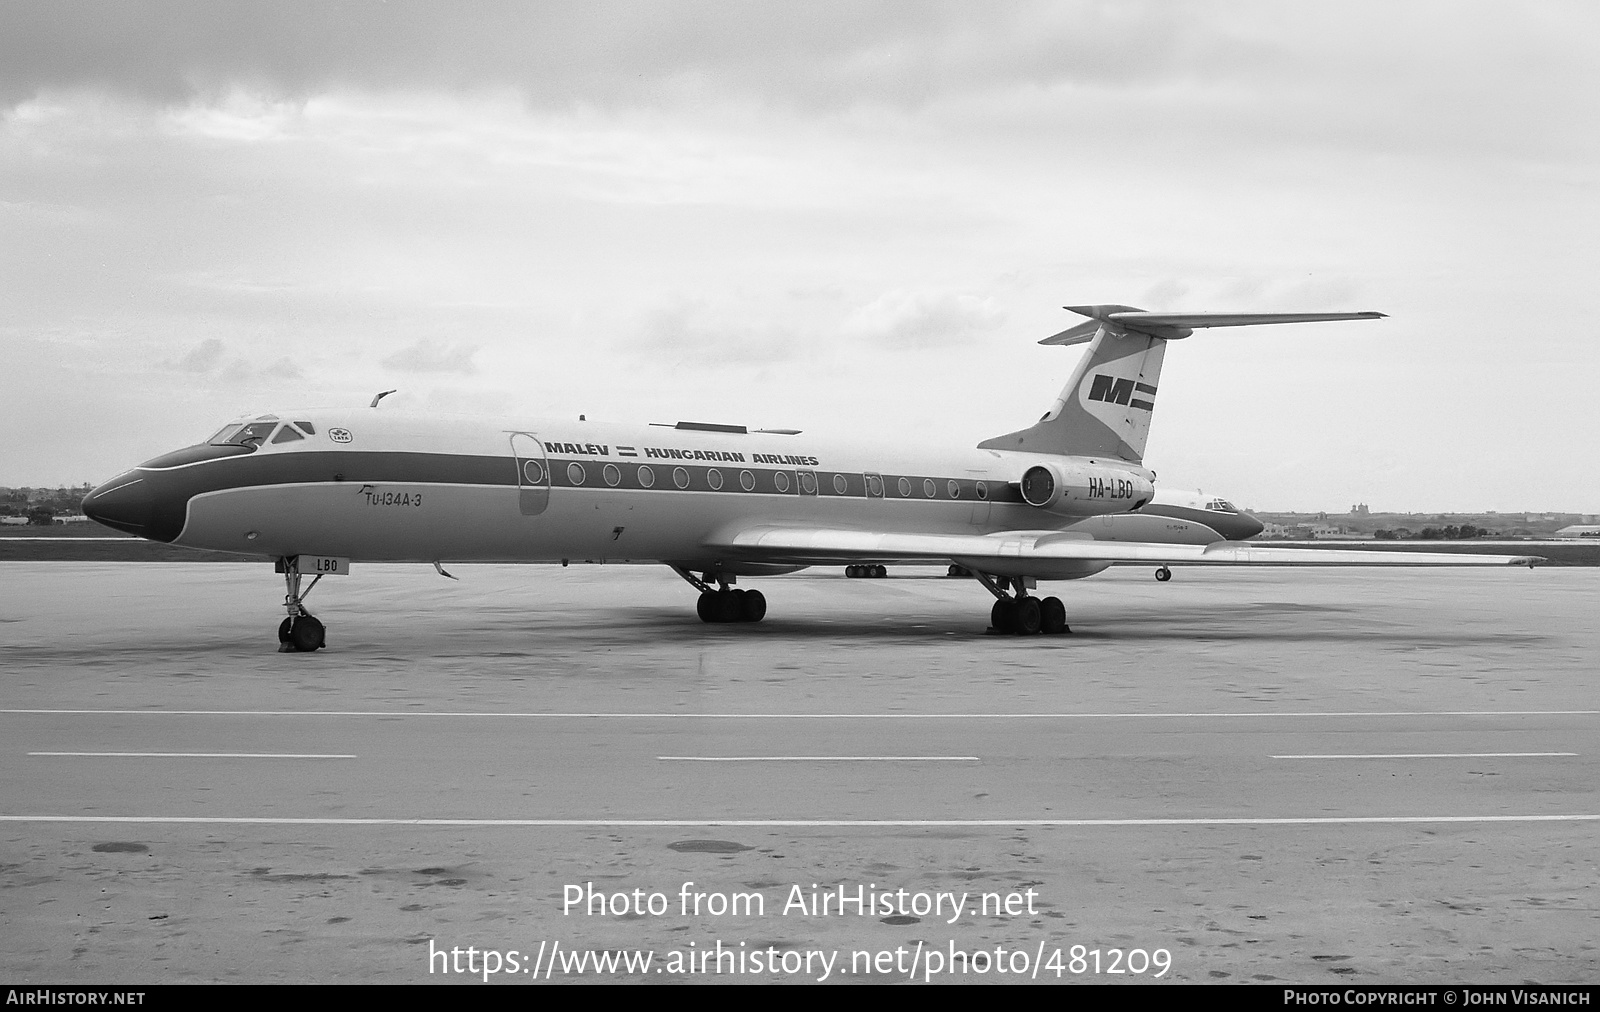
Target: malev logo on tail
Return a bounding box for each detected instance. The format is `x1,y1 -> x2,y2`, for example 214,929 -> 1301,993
1085,374 -> 1156,412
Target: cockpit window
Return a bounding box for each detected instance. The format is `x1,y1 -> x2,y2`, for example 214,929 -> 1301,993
1205,499 -> 1238,513
294,421 -> 316,435
209,421 -> 278,447
271,425 -> 305,444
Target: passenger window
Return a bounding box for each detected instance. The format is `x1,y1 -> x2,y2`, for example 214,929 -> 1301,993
774,472 -> 791,493
638,465 -> 655,488
832,474 -> 848,495
707,468 -> 724,490
603,463 -> 621,487
567,462 -> 586,485
976,481 -> 987,500
948,480 -> 961,498
673,467 -> 690,489
898,477 -> 912,497
924,478 -> 936,498
739,470 -> 756,491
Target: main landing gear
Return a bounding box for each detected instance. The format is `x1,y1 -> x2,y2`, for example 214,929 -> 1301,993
846,564 -> 887,578
673,566 -> 767,624
970,570 -> 1069,636
1154,566 -> 1173,582
275,557 -> 326,652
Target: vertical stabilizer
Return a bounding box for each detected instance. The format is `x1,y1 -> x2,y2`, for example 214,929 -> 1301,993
979,308 -> 1166,463
978,305 -> 1385,463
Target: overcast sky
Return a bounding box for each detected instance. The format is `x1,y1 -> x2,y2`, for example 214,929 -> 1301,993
2,1 -> 1596,512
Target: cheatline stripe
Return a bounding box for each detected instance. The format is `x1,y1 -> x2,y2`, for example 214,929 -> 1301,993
1,815 -> 1596,828
27,752 -> 356,759
3,709 -> 1597,719
1272,752 -> 1577,760
657,755 -> 979,762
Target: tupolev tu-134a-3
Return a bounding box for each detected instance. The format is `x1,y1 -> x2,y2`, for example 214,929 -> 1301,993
81,305 -> 1540,652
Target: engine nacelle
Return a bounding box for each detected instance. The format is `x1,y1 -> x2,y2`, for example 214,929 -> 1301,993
1019,462 -> 1153,517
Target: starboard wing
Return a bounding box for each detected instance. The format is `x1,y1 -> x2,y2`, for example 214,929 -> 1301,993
706,525 -> 1542,570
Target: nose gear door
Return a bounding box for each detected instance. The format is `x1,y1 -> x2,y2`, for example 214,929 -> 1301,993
510,432 -> 550,516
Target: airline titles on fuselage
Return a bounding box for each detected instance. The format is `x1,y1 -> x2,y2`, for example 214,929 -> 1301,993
543,439 -> 819,467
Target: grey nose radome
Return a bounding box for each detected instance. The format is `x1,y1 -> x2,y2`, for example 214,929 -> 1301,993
82,470 -> 184,543
1230,512 -> 1266,541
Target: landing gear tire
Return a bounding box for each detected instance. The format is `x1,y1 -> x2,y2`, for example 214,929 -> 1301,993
741,589 -> 767,623
1155,566 -> 1172,582
699,588 -> 764,623
990,598 -> 1018,633
872,564 -> 886,578
948,564 -> 971,578
715,591 -> 743,623
1014,596 -> 1043,636
1039,596 -> 1069,635
280,614 -> 325,652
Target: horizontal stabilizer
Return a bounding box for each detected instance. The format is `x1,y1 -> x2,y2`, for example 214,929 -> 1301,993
1048,306 -> 1386,342
1038,319 -> 1103,346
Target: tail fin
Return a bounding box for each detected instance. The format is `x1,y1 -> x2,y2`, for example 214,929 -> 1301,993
978,305 -> 1384,463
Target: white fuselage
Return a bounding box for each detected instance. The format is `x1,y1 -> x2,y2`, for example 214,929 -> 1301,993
112,410 -> 1156,573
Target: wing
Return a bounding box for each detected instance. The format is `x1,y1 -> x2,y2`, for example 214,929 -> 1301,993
707,526 -> 1542,574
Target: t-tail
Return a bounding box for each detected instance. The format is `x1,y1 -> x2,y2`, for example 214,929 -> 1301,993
978,305 -> 1386,463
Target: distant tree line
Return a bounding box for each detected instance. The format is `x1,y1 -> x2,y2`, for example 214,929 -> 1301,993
0,486 -> 91,525
1374,525 -> 1489,540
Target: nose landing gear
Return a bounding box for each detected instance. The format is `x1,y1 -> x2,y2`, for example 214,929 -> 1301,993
1155,566 -> 1173,582
275,557 -> 326,652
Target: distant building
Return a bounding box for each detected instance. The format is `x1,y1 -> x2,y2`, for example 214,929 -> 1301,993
0,516 -> 28,526
1554,525 -> 1600,539
1350,503 -> 1370,515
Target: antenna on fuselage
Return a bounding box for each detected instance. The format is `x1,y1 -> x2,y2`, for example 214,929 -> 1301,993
370,389 -> 397,408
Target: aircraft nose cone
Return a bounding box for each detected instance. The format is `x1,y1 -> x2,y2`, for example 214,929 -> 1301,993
82,470 -> 184,542
1233,513 -> 1266,540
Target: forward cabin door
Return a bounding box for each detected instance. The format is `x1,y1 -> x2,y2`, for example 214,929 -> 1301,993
509,432 -> 550,516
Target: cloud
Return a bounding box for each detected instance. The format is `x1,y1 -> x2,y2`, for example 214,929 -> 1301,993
633,299 -> 797,365
259,356 -> 303,380
0,3 -> 1167,109
173,337 -> 224,371
841,289 -> 1004,348
380,339 -> 478,374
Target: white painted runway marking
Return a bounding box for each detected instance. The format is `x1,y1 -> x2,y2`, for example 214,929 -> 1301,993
2,814 -> 1596,828
658,755 -> 980,762
27,752 -> 357,759
5,708 -> 1597,719
1273,752 -> 1577,760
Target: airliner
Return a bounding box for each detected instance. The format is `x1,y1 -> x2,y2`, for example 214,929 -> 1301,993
81,305 -> 1539,651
